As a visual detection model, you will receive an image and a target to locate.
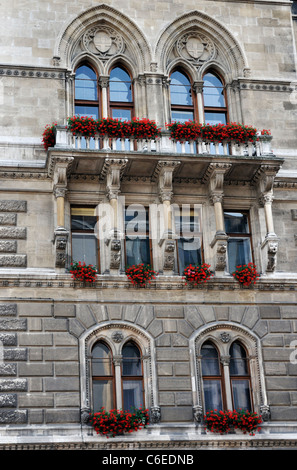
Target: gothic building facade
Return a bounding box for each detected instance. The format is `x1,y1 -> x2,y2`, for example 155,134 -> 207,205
0,0 -> 297,450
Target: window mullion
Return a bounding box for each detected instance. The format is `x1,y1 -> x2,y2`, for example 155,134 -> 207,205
220,355 -> 233,410
113,355 -> 123,410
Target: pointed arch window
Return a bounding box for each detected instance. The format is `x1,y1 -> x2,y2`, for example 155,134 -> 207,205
91,341 -> 115,412
122,341 -> 144,410
74,64 -> 100,119
229,341 -> 252,411
201,342 -> 224,412
203,71 -> 227,126
109,65 -> 134,122
170,69 -> 196,123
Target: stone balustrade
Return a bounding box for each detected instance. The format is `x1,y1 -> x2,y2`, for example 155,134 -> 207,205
54,125 -> 274,157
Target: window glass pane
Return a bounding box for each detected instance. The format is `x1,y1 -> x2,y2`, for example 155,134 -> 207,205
71,214 -> 97,231
92,380 -> 114,411
72,233 -> 98,266
201,343 -> 221,376
203,379 -> 223,412
203,73 -> 225,107
92,342 -> 112,376
227,238 -> 252,274
204,112 -> 226,126
112,109 -> 132,121
122,343 -> 142,376
125,237 -> 150,266
172,110 -> 194,123
231,379 -> 252,411
229,342 -> 249,376
170,71 -> 192,106
74,105 -> 99,120
110,67 -> 132,102
75,65 -> 97,101
224,212 -> 249,234
177,237 -> 202,274
122,380 -> 143,410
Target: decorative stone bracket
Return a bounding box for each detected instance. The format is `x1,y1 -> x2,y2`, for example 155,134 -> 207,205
256,164 -> 282,273
206,163 -> 232,273
155,160 -> 181,275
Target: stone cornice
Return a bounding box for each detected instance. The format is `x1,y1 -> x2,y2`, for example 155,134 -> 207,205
0,65 -> 69,80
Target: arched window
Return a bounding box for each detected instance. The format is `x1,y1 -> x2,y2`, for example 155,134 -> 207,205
74,64 -> 100,119
229,341 -> 252,411
170,69 -> 196,123
203,71 -> 227,125
201,342 -> 224,412
91,341 -> 115,412
109,65 -> 133,122
122,341 -> 144,410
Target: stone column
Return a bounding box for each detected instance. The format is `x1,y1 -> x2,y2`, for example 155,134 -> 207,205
99,76 -> 109,119
155,161 -> 180,275
113,356 -> 123,410
220,355 -> 233,411
257,164 -> 281,273
193,81 -> 204,123
50,155 -> 74,270
206,163 -> 231,273
103,158 -> 128,274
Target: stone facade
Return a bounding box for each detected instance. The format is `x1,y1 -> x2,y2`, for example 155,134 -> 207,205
0,0 -> 297,450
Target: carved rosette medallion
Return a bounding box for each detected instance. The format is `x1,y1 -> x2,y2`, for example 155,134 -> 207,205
176,33 -> 215,65
82,26 -> 125,59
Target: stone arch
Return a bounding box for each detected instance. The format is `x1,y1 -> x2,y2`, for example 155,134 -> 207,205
155,10 -> 249,83
79,320 -> 159,424
54,4 -> 152,75
189,321 -> 270,424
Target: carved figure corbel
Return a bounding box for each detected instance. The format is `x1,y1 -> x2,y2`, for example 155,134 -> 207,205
163,239 -> 176,272
150,406 -> 161,424
193,405 -> 203,424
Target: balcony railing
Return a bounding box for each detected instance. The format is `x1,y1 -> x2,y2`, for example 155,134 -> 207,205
54,125 -> 274,158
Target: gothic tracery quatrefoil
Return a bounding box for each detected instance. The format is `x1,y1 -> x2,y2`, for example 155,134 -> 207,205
176,32 -> 215,64
82,26 -> 125,58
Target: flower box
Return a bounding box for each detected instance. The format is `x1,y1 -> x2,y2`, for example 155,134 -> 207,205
90,407 -> 149,437
204,409 -> 262,436
182,263 -> 213,285
125,263 -> 158,286
69,261 -> 97,283
232,262 -> 260,287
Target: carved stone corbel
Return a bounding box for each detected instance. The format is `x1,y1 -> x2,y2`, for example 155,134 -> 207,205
193,404 -> 203,424
155,161 -> 180,275
150,406 -> 161,424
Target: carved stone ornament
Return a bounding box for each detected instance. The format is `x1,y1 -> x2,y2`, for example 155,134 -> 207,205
81,407 -> 91,425
163,239 -> 175,271
109,238 -> 121,270
176,32 -> 215,65
150,406 -> 161,424
82,26 -> 125,59
111,331 -> 124,343
220,332 -> 231,343
193,405 -> 203,423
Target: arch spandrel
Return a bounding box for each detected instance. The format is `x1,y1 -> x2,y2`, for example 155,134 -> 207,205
155,10 -> 249,82
54,4 -> 152,75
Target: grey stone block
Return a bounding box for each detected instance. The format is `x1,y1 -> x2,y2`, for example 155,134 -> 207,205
159,392 -> 175,405
269,320 -> 292,333
0,254 -> 27,267
0,394 -> 17,407
0,214 -> 17,226
45,409 -> 80,423
155,305 -> 184,318
19,332 -> 53,346
43,318 -> 68,331
157,363 -> 173,376
260,306 -> 281,318
158,377 -> 191,391
0,240 -> 17,252
160,406 -> 193,422
0,409 -> 27,424
0,227 -> 26,239
0,304 -> 17,316
156,348 -> 189,362
43,347 -> 78,362
53,303 -> 76,317
55,392 -> 80,407
0,379 -> 27,391
44,377 -> 79,391
0,364 -> 16,376
175,392 -> 193,406
147,319 -> 163,337
136,305 -> 154,328
18,393 -> 54,408
0,201 -> 27,212
198,306 -> 216,323
0,333 -> 17,345
4,348 -> 27,361
184,305 -> 204,329
18,303 -> 52,317
0,318 -> 27,331
18,363 -> 53,377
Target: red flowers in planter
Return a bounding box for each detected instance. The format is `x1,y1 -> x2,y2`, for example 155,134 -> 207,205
42,122 -> 57,150
166,121 -> 260,143
69,261 -> 97,283
204,409 -> 262,436
182,263 -> 213,285
68,116 -> 97,137
232,262 -> 260,287
125,264 -> 158,286
90,407 -> 149,438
